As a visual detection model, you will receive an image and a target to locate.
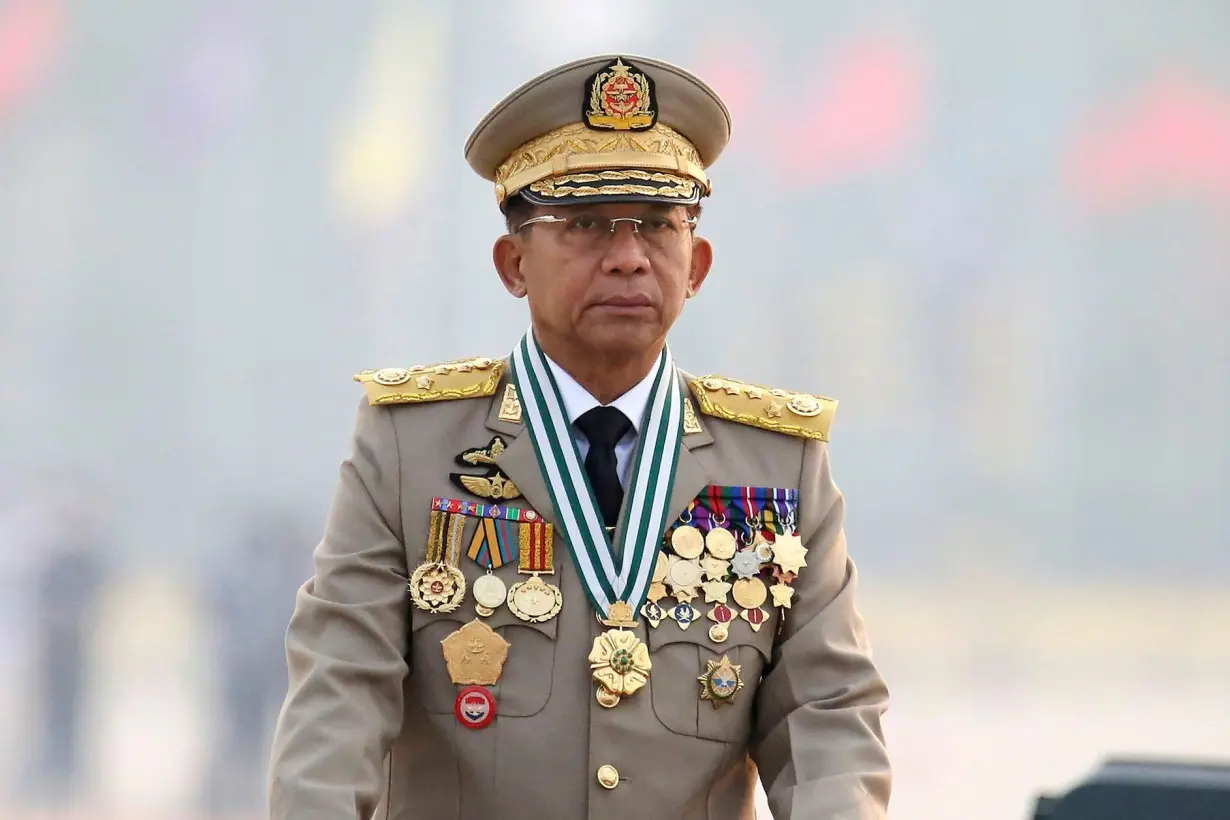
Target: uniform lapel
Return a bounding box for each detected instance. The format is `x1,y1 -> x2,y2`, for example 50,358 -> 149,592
661,371 -> 713,530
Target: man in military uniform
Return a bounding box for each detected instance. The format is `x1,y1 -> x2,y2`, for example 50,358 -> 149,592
268,54 -> 891,820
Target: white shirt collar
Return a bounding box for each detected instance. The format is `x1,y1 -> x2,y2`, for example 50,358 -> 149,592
543,353 -> 656,433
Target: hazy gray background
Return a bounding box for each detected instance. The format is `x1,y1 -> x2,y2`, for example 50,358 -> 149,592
3,1 -> 1229,818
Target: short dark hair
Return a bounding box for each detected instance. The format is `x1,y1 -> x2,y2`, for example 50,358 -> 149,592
503,195 -> 536,233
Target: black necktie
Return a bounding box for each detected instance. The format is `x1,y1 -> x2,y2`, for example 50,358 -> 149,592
575,406 -> 633,528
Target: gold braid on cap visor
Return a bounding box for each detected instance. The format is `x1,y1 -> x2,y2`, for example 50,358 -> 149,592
493,122 -> 711,206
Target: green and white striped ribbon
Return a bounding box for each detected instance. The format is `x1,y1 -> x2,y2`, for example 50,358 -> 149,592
510,332 -> 684,617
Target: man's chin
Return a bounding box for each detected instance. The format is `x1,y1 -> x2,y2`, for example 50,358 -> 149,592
577,322 -> 665,359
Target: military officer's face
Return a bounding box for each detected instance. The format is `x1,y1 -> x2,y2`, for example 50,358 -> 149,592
494,201 -> 713,361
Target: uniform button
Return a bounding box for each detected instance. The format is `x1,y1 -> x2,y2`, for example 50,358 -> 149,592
596,764 -> 620,790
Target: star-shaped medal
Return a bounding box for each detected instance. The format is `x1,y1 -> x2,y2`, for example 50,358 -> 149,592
730,549 -> 762,579
769,583 -> 794,609
701,579 -> 732,604
700,555 -> 731,582
770,532 -> 808,575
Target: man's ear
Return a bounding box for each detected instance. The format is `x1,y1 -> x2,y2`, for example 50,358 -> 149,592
686,236 -> 713,298
493,234 -> 528,298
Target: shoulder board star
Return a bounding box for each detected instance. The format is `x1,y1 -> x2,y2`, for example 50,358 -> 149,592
354,357 -> 504,406
688,375 -> 837,441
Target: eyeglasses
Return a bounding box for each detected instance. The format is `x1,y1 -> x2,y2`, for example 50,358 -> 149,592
513,212 -> 698,252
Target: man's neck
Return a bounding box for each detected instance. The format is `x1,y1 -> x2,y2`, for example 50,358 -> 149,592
535,335 -> 661,405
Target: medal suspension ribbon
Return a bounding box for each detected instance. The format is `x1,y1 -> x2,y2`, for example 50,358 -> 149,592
509,331 -> 684,617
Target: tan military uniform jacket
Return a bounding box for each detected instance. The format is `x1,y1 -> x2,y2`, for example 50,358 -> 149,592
268,358 -> 890,820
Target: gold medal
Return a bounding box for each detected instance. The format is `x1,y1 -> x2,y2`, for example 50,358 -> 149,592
441,619 -> 511,686
670,524 -> 705,559
708,623 -> 730,643
771,532 -> 809,574
507,575 -> 562,622
667,555 -> 703,603
410,511 -> 467,613
700,555 -> 731,582
589,607 -> 651,709
473,573 -> 508,611
701,579 -> 732,604
704,526 -> 737,560
769,582 -> 794,609
475,604 -> 494,618
707,603 -> 734,642
507,521 -> 562,623
731,577 -> 768,610
645,580 -> 669,603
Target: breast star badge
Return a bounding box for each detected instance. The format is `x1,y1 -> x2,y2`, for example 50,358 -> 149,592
699,655 -> 744,707
770,532 -> 808,575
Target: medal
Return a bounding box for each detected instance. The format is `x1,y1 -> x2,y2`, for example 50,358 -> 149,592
740,606 -> 768,632
701,579 -> 732,604
666,555 -> 703,603
667,602 -> 699,629
700,555 -> 731,581
472,573 -> 508,615
441,619 -> 511,686
731,548 -> 762,579
770,582 -> 794,609
507,521 -> 562,623
670,524 -> 704,559
646,552 -> 670,602
454,685 -> 497,730
410,511 -> 467,613
699,655 -> 744,707
704,526 -> 737,560
753,534 -> 775,563
771,531 -> 809,574
707,603 -> 734,643
589,602 -> 651,708
640,599 -> 665,627
731,577 -> 768,610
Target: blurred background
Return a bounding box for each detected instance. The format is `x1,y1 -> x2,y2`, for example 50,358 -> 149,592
2,1 -> 1229,818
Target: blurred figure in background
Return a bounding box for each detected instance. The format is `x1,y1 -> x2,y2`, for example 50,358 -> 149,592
18,474 -> 111,808
204,505 -> 314,813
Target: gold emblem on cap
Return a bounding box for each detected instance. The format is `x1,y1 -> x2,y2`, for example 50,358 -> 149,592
585,57 -> 657,131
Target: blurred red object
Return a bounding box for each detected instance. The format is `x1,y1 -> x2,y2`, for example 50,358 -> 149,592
1067,74 -> 1230,209
0,0 -> 63,124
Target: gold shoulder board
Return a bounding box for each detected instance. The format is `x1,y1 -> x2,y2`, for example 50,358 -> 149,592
688,375 -> 837,442
353,357 -> 505,406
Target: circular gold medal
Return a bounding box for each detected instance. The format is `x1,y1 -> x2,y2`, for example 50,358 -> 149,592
507,575 -> 562,623
708,623 -> 730,643
409,563 -> 466,613
704,527 -> 737,559
671,525 -> 705,559
668,556 -> 703,590
475,604 -> 494,618
472,573 -> 508,610
731,577 -> 768,610
596,687 -> 621,708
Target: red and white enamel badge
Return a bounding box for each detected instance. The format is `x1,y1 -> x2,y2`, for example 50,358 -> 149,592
454,685 -> 497,730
